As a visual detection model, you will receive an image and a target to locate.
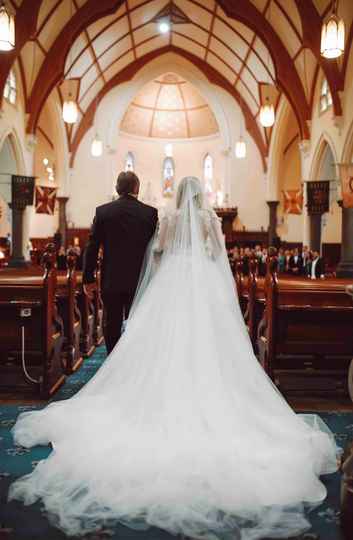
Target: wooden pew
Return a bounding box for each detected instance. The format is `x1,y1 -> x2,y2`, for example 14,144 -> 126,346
92,257 -> 104,346
234,260 -> 249,316
76,271 -> 96,357
244,258 -> 266,350
0,246 -> 65,398
257,257 -> 353,396
56,252 -> 83,374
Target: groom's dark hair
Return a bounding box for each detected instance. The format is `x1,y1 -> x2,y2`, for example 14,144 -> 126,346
116,171 -> 140,196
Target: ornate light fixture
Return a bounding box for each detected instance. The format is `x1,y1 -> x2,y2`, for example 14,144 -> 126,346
321,1 -> 345,59
91,133 -> 103,157
0,2 -> 15,51
260,97 -> 275,128
62,93 -> 78,124
235,137 -> 246,159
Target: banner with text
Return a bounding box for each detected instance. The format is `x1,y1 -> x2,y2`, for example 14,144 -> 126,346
306,181 -> 330,215
11,175 -> 35,209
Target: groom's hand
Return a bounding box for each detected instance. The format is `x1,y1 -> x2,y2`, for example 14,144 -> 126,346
84,282 -> 97,300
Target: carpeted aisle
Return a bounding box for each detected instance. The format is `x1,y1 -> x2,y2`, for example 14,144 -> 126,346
0,346 -> 352,540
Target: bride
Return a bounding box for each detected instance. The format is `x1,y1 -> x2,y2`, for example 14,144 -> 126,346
9,177 -> 338,540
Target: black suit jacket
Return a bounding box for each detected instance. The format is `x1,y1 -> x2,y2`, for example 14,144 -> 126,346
289,255 -> 303,274
83,195 -> 158,295
307,257 -> 325,279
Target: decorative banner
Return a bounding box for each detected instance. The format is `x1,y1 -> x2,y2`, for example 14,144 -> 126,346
307,181 -> 330,214
282,188 -> 303,214
11,175 -> 35,209
340,163 -> 353,208
35,186 -> 57,215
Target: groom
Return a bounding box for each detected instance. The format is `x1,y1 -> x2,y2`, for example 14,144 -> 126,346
83,171 -> 158,354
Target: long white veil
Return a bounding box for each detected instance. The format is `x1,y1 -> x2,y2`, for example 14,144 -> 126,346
130,176 -> 239,320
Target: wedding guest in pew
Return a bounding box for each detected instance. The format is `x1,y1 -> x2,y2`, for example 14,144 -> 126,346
284,249 -> 292,273
57,246 -> 67,271
307,250 -> 325,279
289,248 -> 303,276
278,248 -> 286,273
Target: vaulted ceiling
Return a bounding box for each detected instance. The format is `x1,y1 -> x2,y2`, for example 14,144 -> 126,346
1,0 -> 352,166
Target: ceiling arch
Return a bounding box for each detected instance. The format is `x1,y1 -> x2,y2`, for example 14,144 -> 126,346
69,46 -> 268,171
3,0 -> 351,165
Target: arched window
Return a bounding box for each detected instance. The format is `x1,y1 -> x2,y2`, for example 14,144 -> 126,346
125,151 -> 134,172
319,78 -> 332,113
3,70 -> 16,105
162,157 -> 175,197
203,154 -> 215,205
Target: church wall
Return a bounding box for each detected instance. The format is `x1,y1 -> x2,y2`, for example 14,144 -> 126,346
69,70 -> 268,232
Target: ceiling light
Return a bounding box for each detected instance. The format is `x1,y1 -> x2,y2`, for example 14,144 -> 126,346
91,134 -> 103,157
62,95 -> 78,124
0,3 -> 15,52
43,158 -> 49,166
46,166 -> 53,173
260,97 -> 275,128
164,143 -> 173,157
159,20 -> 170,34
321,3 -> 345,59
235,137 -> 246,159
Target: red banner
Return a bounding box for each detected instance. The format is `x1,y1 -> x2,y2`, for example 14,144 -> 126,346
35,186 -> 57,215
282,189 -> 303,214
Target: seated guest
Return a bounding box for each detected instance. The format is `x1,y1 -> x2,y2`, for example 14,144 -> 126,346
289,248 -> 303,275
284,249 -> 292,273
232,246 -> 240,263
258,247 -> 267,276
57,246 -> 67,271
242,246 -> 251,275
278,248 -> 286,273
307,250 -> 325,279
301,244 -> 310,271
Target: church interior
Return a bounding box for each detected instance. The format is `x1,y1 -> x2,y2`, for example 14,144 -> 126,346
0,0 -> 353,538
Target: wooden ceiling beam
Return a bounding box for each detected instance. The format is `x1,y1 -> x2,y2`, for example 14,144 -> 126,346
294,0 -> 343,116
26,0 -> 124,134
216,0 -> 310,139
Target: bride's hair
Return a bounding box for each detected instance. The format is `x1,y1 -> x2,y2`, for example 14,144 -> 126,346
176,177 -> 203,209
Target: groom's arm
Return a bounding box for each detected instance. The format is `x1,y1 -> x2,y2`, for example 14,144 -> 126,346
83,210 -> 103,297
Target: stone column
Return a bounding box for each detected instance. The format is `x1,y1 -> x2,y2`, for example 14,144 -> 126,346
8,204 -> 27,267
266,200 -> 279,246
57,196 -> 69,248
309,214 -> 322,252
298,141 -> 311,248
336,204 -> 353,277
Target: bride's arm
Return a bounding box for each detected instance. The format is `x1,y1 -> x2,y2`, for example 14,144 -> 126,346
154,216 -> 169,254
205,211 -> 224,258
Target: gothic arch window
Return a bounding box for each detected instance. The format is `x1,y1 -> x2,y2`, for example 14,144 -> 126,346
3,70 -> 16,105
162,157 -> 175,198
125,151 -> 135,172
203,153 -> 214,192
319,78 -> 332,113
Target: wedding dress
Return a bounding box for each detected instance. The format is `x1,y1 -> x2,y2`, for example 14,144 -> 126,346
9,177 -> 338,540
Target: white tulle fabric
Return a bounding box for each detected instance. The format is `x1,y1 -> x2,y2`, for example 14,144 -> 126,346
9,177 -> 338,540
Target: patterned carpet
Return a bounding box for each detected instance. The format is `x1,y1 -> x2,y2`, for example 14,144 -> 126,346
0,346 -> 352,540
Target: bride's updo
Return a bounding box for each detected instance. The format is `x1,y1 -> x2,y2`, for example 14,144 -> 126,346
176,177 -> 203,209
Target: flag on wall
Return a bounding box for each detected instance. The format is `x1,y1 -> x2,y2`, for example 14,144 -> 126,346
282,189 -> 303,214
340,164 -> 353,208
307,181 -> 330,214
35,186 -> 57,215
